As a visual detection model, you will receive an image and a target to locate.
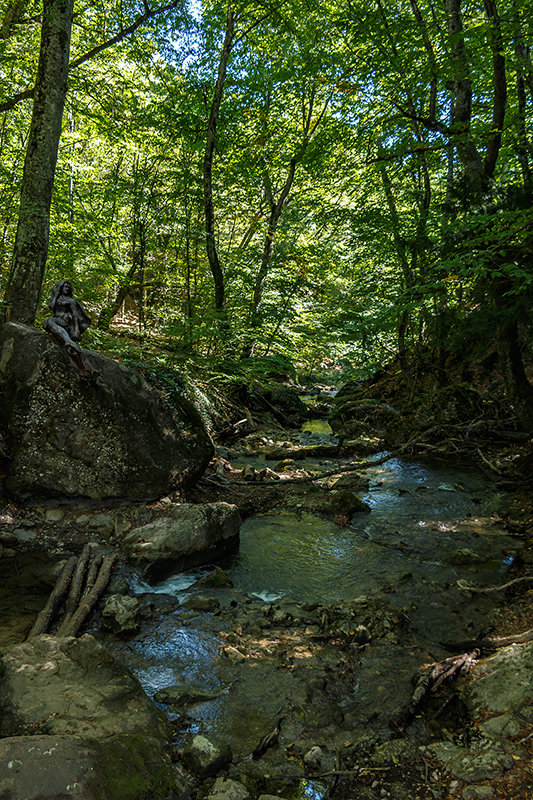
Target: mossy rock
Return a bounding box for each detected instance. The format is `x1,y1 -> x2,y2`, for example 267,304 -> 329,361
93,734 -> 177,800
328,489 -> 370,516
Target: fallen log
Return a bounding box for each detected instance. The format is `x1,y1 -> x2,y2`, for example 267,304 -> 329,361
57,553 -> 117,637
28,547 -> 117,639
27,556 -> 77,638
64,543 -> 91,618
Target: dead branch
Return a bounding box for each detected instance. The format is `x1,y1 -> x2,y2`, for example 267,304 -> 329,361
27,556 -> 77,638
484,628 -> 533,646
64,543 -> 91,618
57,553 -> 117,637
457,575 -> 533,593
400,650 -> 479,727
85,553 -> 104,591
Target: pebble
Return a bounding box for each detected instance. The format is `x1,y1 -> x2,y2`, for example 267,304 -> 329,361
12,528 -> 36,541
45,509 -> 65,523
462,787 -> 495,799
222,646 -> 246,663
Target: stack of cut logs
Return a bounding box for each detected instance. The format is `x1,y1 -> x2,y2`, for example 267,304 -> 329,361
27,544 -> 116,639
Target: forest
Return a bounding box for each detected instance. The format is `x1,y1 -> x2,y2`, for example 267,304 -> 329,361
0,0 -> 532,799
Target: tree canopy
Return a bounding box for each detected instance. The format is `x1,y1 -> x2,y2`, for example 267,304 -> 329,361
1,0 -> 532,412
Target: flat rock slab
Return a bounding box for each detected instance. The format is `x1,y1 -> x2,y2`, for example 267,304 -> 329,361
0,322 -> 213,499
121,502 -> 241,582
0,734 -> 97,800
0,634 -> 169,741
0,733 -> 177,800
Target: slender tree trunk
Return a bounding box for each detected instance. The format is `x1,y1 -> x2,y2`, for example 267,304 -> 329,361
2,0 -> 75,324
203,8 -> 235,317
492,279 -> 533,433
445,0 -> 487,193
482,0 -> 507,179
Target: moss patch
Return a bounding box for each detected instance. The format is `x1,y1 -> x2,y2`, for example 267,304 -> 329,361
92,734 -> 176,800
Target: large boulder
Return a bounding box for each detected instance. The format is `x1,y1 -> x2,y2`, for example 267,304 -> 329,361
121,502 -> 241,583
0,322 -> 213,499
0,634 -> 176,799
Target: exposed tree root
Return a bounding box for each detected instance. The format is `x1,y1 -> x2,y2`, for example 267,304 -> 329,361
399,650 -> 480,729
457,575 -> 533,593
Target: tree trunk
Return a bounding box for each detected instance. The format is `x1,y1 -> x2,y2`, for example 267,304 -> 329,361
2,0 -> 75,325
445,0 -> 487,193
203,8 -> 235,318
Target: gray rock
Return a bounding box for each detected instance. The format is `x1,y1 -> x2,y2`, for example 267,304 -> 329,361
430,741 -> 512,781
192,566 -> 234,588
180,733 -> 232,777
0,734 -> 98,800
0,634 -> 169,741
0,322 -> 213,499
101,594 -> 141,635
0,733 -> 176,800
106,575 -> 130,595
258,795 -> 290,800
154,683 -> 221,707
258,794 -> 290,800
477,713 -> 520,741
184,594 -> 220,612
459,642 -> 533,716
448,548 -> 484,565
303,745 -> 323,769
207,777 -> 250,800
45,508 -> 65,523
222,645 -> 246,663
328,489 -> 370,515
12,527 -> 36,541
88,512 -> 113,529
122,502 -> 241,582
462,787 -> 495,799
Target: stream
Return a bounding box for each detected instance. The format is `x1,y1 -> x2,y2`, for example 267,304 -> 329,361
94,420 -> 519,794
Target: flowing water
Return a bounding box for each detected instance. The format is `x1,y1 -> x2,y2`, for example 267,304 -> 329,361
99,445 -> 518,780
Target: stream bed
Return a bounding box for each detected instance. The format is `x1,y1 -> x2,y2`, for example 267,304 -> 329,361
98,449 -> 519,793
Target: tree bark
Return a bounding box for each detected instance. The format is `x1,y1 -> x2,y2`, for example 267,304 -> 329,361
203,8 -> 236,317
445,0 -> 487,193
482,0 -> 507,179
27,556 -> 77,638
57,553 -> 116,637
2,0 -> 75,325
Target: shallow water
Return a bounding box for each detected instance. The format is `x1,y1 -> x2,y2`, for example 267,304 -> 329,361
105,454 -> 517,781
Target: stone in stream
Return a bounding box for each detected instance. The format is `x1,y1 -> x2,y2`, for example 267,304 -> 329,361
183,594 -> 221,612
180,733 -> 232,777
154,683 -> 222,708
101,593 -> 141,635
207,778 -> 250,800
121,502 -> 241,583
328,488 -> 370,515
192,566 -> 234,589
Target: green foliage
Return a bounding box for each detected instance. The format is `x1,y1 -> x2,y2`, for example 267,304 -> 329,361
1,0 -> 532,381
